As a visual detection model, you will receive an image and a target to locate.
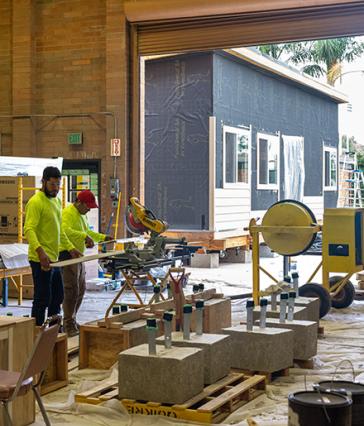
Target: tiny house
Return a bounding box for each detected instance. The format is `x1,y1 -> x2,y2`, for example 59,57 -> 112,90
144,48 -> 347,245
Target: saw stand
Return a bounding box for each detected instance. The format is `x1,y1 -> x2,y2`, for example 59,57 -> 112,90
103,267 -> 188,323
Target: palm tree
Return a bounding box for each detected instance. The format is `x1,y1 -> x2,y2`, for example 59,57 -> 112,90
259,38 -> 364,86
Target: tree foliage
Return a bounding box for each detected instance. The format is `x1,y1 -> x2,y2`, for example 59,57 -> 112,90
258,38 -> 364,85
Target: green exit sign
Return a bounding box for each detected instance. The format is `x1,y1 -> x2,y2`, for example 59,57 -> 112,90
68,132 -> 83,145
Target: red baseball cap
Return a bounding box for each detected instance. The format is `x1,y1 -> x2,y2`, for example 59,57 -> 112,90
77,190 -> 98,209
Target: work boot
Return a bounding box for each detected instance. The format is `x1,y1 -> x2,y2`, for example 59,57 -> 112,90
65,325 -> 79,337
64,320 -> 79,337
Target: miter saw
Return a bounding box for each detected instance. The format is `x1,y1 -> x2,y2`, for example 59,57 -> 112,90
104,197 -> 198,272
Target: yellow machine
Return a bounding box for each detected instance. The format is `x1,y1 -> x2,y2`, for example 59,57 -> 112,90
125,196 -> 168,236
249,200 -> 364,318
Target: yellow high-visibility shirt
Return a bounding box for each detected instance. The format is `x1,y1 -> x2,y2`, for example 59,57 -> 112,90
24,191 -> 74,262
59,204 -> 105,254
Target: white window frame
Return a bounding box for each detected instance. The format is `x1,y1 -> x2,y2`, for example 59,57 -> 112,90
257,132 -> 280,190
222,125 -> 251,189
323,145 -> 338,191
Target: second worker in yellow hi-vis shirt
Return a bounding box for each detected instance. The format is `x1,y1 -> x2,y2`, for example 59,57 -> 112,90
59,190 -> 112,336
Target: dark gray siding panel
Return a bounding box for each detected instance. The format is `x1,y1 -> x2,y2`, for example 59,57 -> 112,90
212,52 -> 339,212
324,191 -> 338,208
145,54 -> 212,230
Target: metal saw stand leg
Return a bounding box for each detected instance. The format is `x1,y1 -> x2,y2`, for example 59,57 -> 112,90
104,270 -> 145,321
147,272 -> 166,304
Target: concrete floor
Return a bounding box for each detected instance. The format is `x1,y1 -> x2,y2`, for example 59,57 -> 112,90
2,253 -> 364,425
0,253 -> 323,322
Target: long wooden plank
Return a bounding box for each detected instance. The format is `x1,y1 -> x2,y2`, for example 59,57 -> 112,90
50,250 -> 124,268
76,379 -> 118,399
198,375 -> 265,411
97,308 -> 146,327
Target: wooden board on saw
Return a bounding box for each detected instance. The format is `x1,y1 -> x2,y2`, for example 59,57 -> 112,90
79,318 -> 163,370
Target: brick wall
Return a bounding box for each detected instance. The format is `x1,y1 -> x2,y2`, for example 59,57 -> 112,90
0,0 -> 129,233
0,0 -> 12,155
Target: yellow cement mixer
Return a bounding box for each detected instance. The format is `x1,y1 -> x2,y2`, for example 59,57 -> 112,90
249,200 -> 363,318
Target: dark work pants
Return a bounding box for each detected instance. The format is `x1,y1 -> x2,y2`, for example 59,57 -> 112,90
30,261 -> 64,326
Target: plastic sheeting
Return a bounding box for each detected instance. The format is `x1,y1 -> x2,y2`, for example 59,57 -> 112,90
0,156 -> 63,176
282,135 -> 305,202
0,243 -> 29,269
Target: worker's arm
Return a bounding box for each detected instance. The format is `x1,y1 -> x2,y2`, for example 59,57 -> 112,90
24,200 -> 42,254
24,200 -> 51,269
86,228 -> 106,243
60,210 -> 83,257
60,227 -> 76,252
62,211 -> 88,242
83,215 -> 106,243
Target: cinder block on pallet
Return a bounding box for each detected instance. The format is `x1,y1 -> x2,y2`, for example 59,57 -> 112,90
253,305 -> 309,322
191,253 -> 219,268
119,344 -> 204,404
269,297 -> 320,323
222,325 -> 294,373
253,319 -> 317,361
156,332 -> 231,384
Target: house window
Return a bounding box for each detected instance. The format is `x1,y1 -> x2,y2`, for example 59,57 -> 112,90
223,126 -> 250,187
323,146 -> 337,190
257,133 -> 280,190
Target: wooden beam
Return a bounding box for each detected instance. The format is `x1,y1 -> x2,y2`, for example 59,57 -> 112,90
125,0 -> 364,22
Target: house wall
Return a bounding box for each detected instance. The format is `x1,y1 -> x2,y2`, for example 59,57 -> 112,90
212,51 -> 339,215
144,53 -> 212,230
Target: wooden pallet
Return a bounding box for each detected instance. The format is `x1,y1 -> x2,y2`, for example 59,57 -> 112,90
75,372 -> 266,423
236,367 -> 289,384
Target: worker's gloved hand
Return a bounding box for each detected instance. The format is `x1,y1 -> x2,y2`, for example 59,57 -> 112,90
37,247 -> 51,271
104,235 -> 113,242
69,248 -> 83,259
85,236 -> 95,248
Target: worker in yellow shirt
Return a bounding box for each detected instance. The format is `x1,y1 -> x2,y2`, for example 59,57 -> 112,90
24,167 -> 82,326
59,190 -> 112,336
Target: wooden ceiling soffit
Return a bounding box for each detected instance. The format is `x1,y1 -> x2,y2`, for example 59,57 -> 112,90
124,0 -> 364,22
126,2 -> 364,55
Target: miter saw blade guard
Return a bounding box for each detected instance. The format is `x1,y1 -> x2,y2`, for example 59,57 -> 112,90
125,204 -> 147,235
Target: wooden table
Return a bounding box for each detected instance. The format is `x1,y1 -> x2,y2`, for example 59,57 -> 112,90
0,266 -> 32,306
0,316 -> 35,426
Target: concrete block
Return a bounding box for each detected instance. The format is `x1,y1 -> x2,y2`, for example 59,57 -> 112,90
118,344 -> 204,404
203,298 -> 232,333
267,297 -> 319,322
291,297 -> 320,323
254,319 -> 317,361
222,325 -> 294,373
259,244 -> 278,258
220,249 -> 252,264
156,332 -> 231,384
191,253 -> 219,268
253,305 -> 309,322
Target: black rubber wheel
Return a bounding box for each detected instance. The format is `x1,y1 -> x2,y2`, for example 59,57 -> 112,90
299,283 -> 332,318
329,276 -> 355,309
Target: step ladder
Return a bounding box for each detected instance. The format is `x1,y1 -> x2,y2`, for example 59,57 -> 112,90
340,170 -> 364,208
338,152 -> 364,208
